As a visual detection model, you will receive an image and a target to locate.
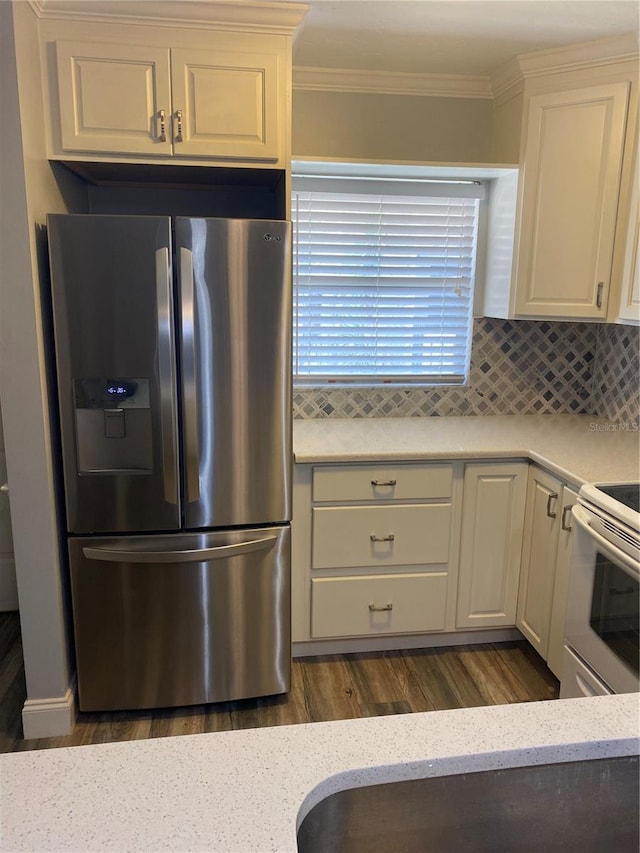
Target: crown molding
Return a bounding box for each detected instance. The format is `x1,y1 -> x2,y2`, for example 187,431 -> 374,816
490,57 -> 524,101
492,31 -> 639,98
29,0 -> 309,35
293,66 -> 493,99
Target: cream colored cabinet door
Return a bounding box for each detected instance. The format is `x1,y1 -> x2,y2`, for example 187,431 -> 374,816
546,486 -> 579,678
516,467 -> 563,657
456,463 -> 528,629
515,82 -> 630,319
55,41 -> 173,156
170,47 -> 280,161
617,135 -> 640,324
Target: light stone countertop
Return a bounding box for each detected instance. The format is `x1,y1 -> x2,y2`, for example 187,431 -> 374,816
1,694 -> 639,852
293,414 -> 640,486
3,415 -> 639,850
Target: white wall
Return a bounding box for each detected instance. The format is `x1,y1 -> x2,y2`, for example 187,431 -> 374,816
0,0 -> 80,733
292,89 -> 495,163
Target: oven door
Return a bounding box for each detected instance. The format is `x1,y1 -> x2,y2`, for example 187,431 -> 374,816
565,504 -> 639,694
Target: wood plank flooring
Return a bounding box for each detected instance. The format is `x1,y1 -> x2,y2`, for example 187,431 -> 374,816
0,612 -> 558,754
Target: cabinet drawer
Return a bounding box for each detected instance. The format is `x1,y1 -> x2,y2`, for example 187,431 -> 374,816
311,572 -> 448,638
312,504 -> 451,569
312,464 -> 452,503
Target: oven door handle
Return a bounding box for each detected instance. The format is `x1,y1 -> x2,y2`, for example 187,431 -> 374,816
572,505 -> 640,576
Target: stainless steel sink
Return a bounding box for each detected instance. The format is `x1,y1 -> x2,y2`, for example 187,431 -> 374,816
297,756 -> 639,853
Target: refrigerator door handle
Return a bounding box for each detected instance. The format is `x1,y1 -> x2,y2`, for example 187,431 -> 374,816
156,248 -> 178,505
180,246 -> 200,503
82,534 -> 277,564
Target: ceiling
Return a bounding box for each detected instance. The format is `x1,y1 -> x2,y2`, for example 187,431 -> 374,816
292,1 -> 640,76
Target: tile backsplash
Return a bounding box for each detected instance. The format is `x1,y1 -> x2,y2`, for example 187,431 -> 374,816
591,323 -> 640,425
293,318 -> 639,423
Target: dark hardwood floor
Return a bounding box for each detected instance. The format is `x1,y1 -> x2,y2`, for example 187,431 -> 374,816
0,611 -> 558,754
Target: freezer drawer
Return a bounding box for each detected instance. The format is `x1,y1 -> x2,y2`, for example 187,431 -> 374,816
69,526 -> 290,712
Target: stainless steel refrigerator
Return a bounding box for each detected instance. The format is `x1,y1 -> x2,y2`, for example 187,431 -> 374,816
47,214 -> 291,712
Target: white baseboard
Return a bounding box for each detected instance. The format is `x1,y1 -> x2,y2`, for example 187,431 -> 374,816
293,627 -> 522,658
22,681 -> 76,740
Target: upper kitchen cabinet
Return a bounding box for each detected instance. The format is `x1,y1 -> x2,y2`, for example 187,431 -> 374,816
615,130 -> 640,324
38,2 -> 308,169
53,39 -> 281,162
514,82 -> 629,319
485,38 -> 639,321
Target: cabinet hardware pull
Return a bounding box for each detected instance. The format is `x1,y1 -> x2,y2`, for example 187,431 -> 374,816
369,603 -> 393,612
157,109 -> 167,142
561,504 -> 573,531
175,110 -> 183,143
546,492 -> 559,519
370,533 -> 395,542
371,479 -> 397,487
596,281 -> 604,309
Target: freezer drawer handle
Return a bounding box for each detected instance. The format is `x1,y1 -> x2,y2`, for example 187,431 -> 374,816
82,535 -> 277,563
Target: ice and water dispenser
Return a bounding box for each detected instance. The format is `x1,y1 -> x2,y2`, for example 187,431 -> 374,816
74,378 -> 153,474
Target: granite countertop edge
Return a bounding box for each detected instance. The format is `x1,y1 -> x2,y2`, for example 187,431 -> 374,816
293,414 -> 640,485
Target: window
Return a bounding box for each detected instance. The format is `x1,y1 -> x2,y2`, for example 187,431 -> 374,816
292,168 -> 483,386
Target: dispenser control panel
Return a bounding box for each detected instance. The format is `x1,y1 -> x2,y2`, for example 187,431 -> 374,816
74,378 -> 150,410
73,378 -> 153,474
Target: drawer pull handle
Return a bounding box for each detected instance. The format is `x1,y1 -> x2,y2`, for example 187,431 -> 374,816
371,479 -> 397,487
546,492 -> 559,519
369,603 -> 393,612
370,534 -> 395,542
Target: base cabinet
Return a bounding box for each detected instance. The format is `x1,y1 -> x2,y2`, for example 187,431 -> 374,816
293,457 -> 576,662
517,468 -> 578,675
546,486 -> 579,677
517,467 -> 562,656
302,462 -> 456,641
456,463 -> 528,629
311,572 -> 448,639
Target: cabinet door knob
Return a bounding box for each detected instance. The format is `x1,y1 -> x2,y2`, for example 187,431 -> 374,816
370,533 -> 395,542
371,479 -> 397,487
546,492 -> 559,519
174,110 -> 183,143
369,603 -> 392,612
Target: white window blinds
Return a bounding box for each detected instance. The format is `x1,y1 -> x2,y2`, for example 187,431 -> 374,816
292,176 -> 481,386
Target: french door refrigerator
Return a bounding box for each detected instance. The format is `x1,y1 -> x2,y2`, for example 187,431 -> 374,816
47,214 -> 291,712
